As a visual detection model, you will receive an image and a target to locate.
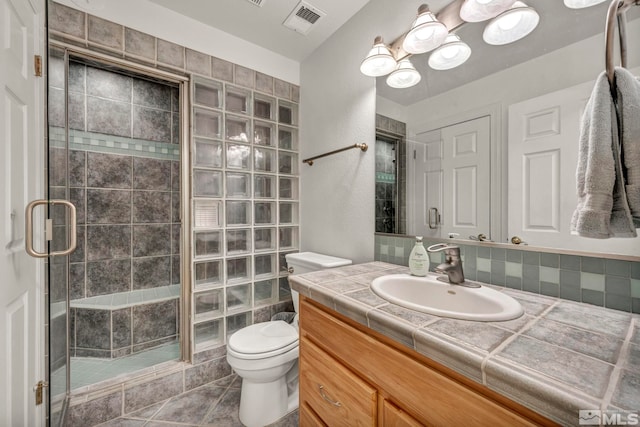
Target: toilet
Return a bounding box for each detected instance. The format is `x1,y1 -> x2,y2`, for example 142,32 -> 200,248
226,252 -> 352,427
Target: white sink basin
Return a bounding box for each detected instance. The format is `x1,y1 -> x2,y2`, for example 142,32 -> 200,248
371,274 -> 523,321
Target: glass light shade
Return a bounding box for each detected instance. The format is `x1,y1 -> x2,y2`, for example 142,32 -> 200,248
428,34 -> 471,70
459,0 -> 517,22
402,5 -> 449,54
483,1 -> 539,45
563,0 -> 606,8
360,37 -> 397,77
386,59 -> 421,89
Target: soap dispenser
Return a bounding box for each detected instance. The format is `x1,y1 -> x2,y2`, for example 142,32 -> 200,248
409,236 -> 429,276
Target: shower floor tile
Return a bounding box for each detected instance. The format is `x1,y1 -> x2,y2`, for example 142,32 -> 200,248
51,342 -> 180,395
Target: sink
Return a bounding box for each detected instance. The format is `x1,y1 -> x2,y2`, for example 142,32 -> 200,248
371,274 -> 524,321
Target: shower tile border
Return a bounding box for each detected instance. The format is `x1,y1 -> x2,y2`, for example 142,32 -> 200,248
49,127 -> 180,160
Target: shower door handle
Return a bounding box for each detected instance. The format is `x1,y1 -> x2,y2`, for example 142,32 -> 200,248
428,207 -> 440,229
25,199 -> 77,258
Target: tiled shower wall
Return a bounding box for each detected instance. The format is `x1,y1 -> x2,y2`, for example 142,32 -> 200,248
375,234 -> 640,314
375,114 -> 406,235
48,57 -> 182,358
49,1 -> 297,421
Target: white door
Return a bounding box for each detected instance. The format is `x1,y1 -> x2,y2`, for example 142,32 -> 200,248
507,80 -> 640,254
411,129 -> 443,238
441,116 -> 491,239
411,116 -> 491,239
0,0 -> 45,425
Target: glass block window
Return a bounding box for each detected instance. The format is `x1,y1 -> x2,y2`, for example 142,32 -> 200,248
191,75 -> 299,353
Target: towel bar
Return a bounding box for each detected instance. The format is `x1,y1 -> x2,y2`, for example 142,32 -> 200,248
302,143 -> 368,166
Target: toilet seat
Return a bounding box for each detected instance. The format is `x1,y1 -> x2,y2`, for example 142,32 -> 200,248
228,320 -> 298,360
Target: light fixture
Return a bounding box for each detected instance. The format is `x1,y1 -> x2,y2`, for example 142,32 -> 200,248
360,36 -> 397,77
482,1 -> 539,45
386,58 -> 422,88
563,0 -> 606,8
459,0 -> 517,22
402,4 -> 449,54
359,0 -> 541,89
428,33 -> 471,70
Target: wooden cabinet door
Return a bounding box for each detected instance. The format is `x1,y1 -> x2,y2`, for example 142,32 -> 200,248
300,402 -> 327,427
382,399 -> 425,427
300,336 -> 377,426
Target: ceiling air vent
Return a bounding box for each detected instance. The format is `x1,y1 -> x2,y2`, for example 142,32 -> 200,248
245,0 -> 265,7
283,1 -> 326,35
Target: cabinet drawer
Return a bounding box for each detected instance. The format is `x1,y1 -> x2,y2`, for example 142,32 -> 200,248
300,336 -> 377,426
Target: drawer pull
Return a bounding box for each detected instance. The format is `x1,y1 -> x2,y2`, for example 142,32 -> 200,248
318,385 -> 341,407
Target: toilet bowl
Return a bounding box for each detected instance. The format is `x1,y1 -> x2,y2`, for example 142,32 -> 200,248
226,252 -> 351,427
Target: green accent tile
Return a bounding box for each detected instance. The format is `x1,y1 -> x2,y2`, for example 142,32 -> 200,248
581,272 -> 605,292
477,271 -> 490,284
506,275 -> 522,290
606,259 -> 630,277
632,262 -> 640,280
605,294 -> 631,312
540,281 -> 559,297
560,254 -> 580,271
506,249 -> 522,263
477,258 -> 491,273
581,257 -> 605,274
540,253 -> 559,268
606,276 -> 631,296
522,251 -> 539,265
632,279 -> 640,298
505,262 -> 522,278
559,282 -> 581,302
477,246 -> 491,259
559,269 -> 580,287
491,260 -> 505,286
539,266 -> 559,284
582,289 -> 604,307
491,247 -> 505,261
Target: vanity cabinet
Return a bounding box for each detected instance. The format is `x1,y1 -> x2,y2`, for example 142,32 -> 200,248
299,296 -> 558,427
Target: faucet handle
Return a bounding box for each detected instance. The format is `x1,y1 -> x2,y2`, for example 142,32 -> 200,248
427,243 -> 459,253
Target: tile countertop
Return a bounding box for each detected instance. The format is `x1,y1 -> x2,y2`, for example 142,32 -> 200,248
288,262 -> 640,427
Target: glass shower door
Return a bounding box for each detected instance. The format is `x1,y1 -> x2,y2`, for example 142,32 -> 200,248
47,45 -> 72,427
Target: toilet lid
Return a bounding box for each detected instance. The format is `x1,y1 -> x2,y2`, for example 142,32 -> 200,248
228,320 -> 298,355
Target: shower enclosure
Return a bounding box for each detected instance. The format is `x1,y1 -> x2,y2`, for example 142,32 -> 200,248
47,47 -> 185,424
375,115 -> 407,235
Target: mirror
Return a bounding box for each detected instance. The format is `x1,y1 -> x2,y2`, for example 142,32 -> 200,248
375,1 -> 640,257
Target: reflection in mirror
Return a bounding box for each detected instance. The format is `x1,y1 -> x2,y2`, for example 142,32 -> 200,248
375,1 -> 640,257
375,115 -> 407,234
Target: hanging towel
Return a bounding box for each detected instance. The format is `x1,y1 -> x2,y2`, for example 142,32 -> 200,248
616,69 -> 640,227
571,68 -> 637,238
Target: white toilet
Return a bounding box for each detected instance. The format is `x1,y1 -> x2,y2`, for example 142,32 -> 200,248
226,252 -> 352,427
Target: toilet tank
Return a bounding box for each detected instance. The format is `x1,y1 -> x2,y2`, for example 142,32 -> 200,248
285,252 -> 352,312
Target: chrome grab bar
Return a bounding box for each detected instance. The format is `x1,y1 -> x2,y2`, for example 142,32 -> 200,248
302,143 -> 368,166
25,199 -> 77,258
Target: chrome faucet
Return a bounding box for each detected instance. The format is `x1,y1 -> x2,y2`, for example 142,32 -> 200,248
427,243 -> 479,287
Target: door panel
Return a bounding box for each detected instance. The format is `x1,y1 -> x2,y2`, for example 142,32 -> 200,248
442,116 -> 491,238
412,116 -> 490,239
0,0 -> 45,425
507,80 -> 639,253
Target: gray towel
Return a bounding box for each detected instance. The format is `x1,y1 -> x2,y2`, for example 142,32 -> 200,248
616,69 -> 640,227
571,68 -> 637,238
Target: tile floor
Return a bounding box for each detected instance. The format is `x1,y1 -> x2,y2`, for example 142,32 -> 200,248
94,374 -> 299,427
